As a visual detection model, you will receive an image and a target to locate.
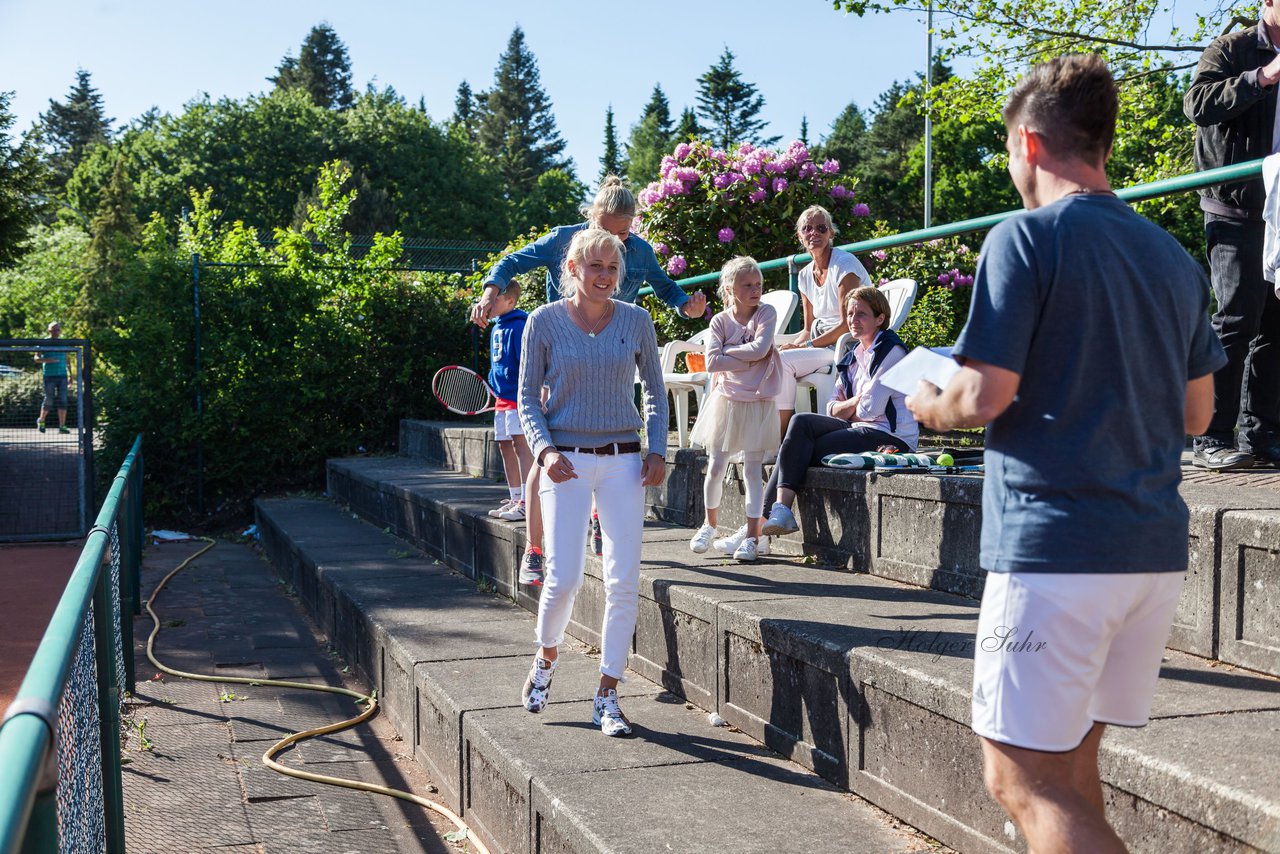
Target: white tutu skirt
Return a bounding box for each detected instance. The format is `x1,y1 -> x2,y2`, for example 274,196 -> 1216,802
690,392 -> 779,454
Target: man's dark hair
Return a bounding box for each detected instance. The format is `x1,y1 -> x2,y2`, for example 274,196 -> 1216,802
1002,53 -> 1118,165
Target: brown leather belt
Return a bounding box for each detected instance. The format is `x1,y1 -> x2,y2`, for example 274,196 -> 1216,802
555,442 -> 642,455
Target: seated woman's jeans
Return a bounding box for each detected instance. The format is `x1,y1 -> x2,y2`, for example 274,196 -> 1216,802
764,413 -> 908,508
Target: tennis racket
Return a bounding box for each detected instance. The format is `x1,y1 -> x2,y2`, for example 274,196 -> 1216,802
432,365 -> 500,415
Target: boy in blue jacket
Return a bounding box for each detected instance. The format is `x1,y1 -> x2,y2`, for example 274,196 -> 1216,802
486,284 -> 533,531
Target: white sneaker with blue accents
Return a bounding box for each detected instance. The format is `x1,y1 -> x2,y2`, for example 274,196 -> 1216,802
592,688 -> 633,737
522,656 -> 557,713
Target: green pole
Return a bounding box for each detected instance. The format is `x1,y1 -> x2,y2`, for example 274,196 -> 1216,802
92,558 -> 126,854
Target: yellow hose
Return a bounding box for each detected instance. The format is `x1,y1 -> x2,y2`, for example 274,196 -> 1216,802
143,537 -> 489,854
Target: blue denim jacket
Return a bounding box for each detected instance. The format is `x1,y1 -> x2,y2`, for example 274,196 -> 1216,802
483,222 -> 690,311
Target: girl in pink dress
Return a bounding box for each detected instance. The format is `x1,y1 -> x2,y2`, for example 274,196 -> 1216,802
688,257 -> 782,562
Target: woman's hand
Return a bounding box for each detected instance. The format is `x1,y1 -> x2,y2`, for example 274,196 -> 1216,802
640,453 -> 666,487
541,450 -> 577,483
777,339 -> 807,352
682,291 -> 708,319
470,286 -> 499,328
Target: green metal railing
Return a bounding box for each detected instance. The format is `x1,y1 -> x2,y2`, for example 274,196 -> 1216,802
0,434 -> 144,854
642,158 -> 1266,296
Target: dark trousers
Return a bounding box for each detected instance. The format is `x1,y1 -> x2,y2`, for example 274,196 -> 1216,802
1203,214 -> 1280,451
764,413 -> 908,507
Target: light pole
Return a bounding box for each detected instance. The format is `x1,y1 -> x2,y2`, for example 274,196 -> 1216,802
924,0 -> 934,228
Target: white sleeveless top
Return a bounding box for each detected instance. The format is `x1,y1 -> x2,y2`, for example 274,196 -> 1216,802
798,247 -> 872,333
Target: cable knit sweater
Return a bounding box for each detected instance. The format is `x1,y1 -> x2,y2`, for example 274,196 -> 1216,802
518,299 -> 668,461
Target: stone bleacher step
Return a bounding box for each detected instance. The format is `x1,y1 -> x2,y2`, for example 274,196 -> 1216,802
318,452 -> 1280,854
255,496 -> 937,854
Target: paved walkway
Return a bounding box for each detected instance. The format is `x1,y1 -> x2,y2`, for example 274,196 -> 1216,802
123,539 -> 459,854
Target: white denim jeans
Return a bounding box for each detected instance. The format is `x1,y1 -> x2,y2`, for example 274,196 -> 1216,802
535,451 -> 644,678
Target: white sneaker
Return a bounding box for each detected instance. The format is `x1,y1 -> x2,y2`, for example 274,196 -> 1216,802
733,537 -> 758,562
488,498 -> 516,518
498,500 -> 527,521
689,524 -> 716,554
522,656 -> 557,712
592,688 -> 633,737
713,525 -> 748,555
757,535 -> 771,557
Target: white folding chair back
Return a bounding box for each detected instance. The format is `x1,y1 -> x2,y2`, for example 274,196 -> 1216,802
760,289 -> 799,338
661,328 -> 713,448
880,278 -> 918,332
794,333 -> 857,415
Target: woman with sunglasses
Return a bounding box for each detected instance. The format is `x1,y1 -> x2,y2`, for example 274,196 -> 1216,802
775,205 -> 873,434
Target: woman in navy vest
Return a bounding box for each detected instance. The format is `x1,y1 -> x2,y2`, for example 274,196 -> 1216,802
761,287 -> 919,537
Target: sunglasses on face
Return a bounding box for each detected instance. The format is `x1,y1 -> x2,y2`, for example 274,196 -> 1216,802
801,224 -> 829,234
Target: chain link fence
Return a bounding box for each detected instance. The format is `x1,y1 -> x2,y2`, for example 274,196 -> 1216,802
0,340 -> 93,541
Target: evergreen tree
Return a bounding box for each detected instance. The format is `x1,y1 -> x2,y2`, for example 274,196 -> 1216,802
450,81 -> 480,142
819,103 -> 868,172
476,26 -> 570,194
38,69 -> 112,195
599,106 -> 621,181
0,91 -> 46,264
695,49 -> 778,149
622,85 -> 674,187
799,116 -> 810,148
270,23 -> 355,110
672,107 -> 704,144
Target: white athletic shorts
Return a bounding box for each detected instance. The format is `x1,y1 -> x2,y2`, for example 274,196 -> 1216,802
971,570 -> 1185,752
493,408 -> 523,441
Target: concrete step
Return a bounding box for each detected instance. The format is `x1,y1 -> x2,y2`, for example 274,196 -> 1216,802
317,453 -> 1280,854
255,495 -> 938,854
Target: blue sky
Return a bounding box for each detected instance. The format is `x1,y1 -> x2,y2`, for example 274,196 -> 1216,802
1,0 -> 939,182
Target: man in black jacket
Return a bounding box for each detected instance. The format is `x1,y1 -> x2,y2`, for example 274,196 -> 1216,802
1185,8 -> 1280,469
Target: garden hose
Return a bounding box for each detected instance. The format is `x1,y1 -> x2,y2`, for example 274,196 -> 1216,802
143,537 -> 489,854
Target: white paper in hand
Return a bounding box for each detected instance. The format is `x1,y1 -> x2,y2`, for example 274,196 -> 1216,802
880,347 -> 961,396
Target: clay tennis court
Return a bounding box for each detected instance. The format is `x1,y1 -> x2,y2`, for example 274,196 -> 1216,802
0,543 -> 81,712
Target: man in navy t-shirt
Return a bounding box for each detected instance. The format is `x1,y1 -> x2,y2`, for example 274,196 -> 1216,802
908,54 -> 1224,852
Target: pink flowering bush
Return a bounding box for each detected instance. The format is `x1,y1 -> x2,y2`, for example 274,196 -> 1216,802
866,226 -> 979,349
635,139 -> 874,340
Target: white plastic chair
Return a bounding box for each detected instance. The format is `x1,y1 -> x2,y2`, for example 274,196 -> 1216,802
760,289 -> 798,339
661,328 -> 712,448
881,278 -> 918,332
795,333 -> 857,415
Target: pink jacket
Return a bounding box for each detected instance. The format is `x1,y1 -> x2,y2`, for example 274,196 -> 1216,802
704,303 -> 781,401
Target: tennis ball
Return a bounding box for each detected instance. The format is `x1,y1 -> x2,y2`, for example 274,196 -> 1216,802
936,453 -> 955,467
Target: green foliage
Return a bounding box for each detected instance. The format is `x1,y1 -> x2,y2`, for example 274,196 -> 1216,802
270,23 -> 356,110
0,224 -> 89,337
0,370 -> 46,426
866,228 -> 978,348
0,91 -> 47,264
623,85 -> 674,187
695,49 -> 779,149
476,27 -> 571,194
599,106 -> 621,182
511,169 -> 586,236
815,103 -> 868,174
829,0 -> 1242,185
36,69 -> 112,195
89,162 -> 479,522
65,86 -> 510,242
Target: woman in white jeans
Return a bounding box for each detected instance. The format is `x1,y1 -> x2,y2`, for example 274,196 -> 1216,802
516,228 -> 668,737
775,205 -> 873,435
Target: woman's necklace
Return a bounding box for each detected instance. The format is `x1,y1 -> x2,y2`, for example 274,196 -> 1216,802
568,299 -> 613,338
